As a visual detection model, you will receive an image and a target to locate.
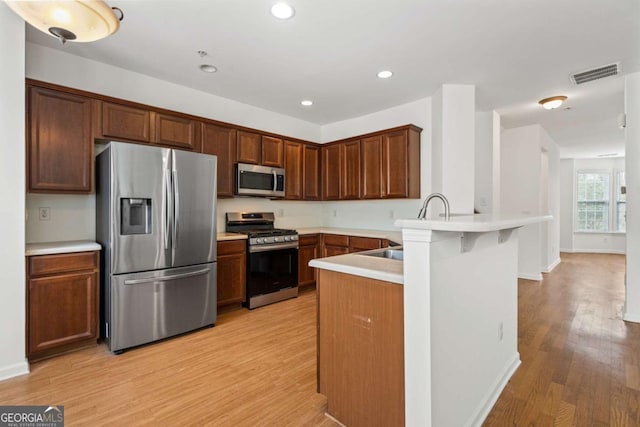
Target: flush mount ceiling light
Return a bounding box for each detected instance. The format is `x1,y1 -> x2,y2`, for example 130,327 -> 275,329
538,96 -> 567,110
5,0 -> 123,44
301,100 -> 313,106
270,2 -> 295,19
377,70 -> 393,79
199,64 -> 218,73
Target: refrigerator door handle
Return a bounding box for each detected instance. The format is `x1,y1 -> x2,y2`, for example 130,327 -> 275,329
173,168 -> 180,251
272,170 -> 277,192
164,170 -> 171,250
123,268 -> 211,285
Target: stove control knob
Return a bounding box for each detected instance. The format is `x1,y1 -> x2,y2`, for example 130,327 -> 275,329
274,236 -> 283,242
284,236 -> 291,241
256,238 -> 264,244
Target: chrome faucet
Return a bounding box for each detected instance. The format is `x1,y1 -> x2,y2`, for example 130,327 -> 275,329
417,193 -> 450,220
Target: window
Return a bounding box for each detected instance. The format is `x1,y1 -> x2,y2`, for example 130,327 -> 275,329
576,172 -> 609,232
617,171 -> 626,232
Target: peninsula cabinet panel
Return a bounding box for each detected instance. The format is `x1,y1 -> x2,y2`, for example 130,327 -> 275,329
216,240 -> 246,306
27,251 -> 99,361
155,113 -> 201,151
303,144 -> 321,200
322,144 -> 341,200
284,140 -> 303,200
361,136 -> 383,199
101,102 -> 152,143
237,131 -> 261,164
341,140 -> 361,200
28,87 -> 93,193
261,136 -> 284,168
202,123 -> 237,198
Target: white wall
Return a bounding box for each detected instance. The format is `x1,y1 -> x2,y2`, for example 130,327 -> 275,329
320,98 -> 431,230
501,125 -> 543,280
473,110 -> 501,214
559,157 -> 626,254
541,127 -> 560,270
0,4 -> 29,380
624,72 -> 640,322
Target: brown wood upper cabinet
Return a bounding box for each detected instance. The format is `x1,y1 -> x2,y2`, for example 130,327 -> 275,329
101,101 -> 152,143
155,113 -> 201,151
341,140 -> 361,200
361,135 -> 383,199
284,140 -> 303,200
236,131 -> 261,164
303,144 -> 321,200
28,86 -> 94,193
322,144 -> 342,200
261,136 -> 284,168
382,127 -> 421,198
202,123 -> 237,198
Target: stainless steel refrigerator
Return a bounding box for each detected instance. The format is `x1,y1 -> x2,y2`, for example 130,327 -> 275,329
96,142 -> 217,353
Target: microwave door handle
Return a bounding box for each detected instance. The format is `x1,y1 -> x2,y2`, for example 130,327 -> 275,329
272,170 -> 277,192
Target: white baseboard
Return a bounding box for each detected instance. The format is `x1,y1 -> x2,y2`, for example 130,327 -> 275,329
466,353 -> 521,427
543,258 -> 561,273
518,273 -> 543,281
560,248 -> 573,253
571,249 -> 625,255
0,360 -> 29,382
623,312 -> 640,323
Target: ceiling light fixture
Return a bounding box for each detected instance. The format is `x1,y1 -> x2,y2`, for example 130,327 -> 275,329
5,0 -> 123,44
377,70 -> 393,79
270,3 -> 295,20
538,96 -> 567,110
301,100 -> 313,106
200,64 -> 218,73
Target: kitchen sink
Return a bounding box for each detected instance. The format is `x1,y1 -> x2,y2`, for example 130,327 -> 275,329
358,247 -> 404,261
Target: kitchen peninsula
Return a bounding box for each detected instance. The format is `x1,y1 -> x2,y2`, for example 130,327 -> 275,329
311,213 -> 551,427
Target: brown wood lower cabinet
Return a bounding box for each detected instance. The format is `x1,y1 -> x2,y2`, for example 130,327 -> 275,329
298,234 -> 320,287
348,236 -> 387,253
27,251 -> 99,361
321,234 -> 350,257
317,269 -> 404,427
217,240 -> 247,307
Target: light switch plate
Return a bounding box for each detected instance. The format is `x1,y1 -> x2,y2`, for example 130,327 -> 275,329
39,207 -> 51,221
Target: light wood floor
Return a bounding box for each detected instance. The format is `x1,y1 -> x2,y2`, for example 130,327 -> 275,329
0,253 -> 636,426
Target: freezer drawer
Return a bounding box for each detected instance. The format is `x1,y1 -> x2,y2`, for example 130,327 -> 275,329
107,263 -> 216,352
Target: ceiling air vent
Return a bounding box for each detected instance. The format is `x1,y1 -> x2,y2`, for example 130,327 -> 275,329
570,63 -> 620,85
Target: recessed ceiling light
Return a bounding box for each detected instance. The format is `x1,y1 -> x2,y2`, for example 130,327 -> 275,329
200,64 -> 218,73
377,70 -> 393,79
271,3 -> 295,19
301,100 -> 313,106
538,96 -> 567,110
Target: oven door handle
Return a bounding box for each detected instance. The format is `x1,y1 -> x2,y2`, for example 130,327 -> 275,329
249,242 -> 299,253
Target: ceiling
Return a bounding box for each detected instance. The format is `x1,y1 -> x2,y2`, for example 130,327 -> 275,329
24,0 -> 640,157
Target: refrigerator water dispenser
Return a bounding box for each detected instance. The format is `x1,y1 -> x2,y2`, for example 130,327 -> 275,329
121,198 -> 151,235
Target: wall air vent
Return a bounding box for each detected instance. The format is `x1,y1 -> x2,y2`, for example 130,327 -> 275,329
570,63 -> 620,85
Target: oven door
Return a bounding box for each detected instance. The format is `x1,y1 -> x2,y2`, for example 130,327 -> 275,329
247,245 -> 298,300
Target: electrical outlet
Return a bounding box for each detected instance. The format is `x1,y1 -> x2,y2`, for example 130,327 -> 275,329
332,209 -> 337,218
389,210 -> 394,219
277,208 -> 284,217
39,207 -> 51,221
498,321 -> 504,341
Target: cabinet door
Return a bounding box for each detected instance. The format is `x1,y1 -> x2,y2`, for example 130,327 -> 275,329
217,249 -> 246,306
341,140 -> 361,200
262,136 -> 284,168
303,144 -> 321,200
155,113 -> 201,151
349,236 -> 384,253
298,234 -> 320,286
101,101 -> 152,143
237,131 -> 261,164
322,145 -> 341,200
202,123 -> 237,197
28,87 -> 93,193
284,140 -> 303,200
382,129 -> 409,198
28,271 -> 98,356
361,136 -> 383,199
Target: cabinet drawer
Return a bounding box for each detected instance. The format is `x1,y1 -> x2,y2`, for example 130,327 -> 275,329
299,234 -> 320,246
29,251 -> 98,277
323,234 -> 349,247
349,236 -> 383,252
217,239 -> 247,256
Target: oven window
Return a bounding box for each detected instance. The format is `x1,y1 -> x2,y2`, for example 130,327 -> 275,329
239,171 -> 274,190
247,248 -> 298,297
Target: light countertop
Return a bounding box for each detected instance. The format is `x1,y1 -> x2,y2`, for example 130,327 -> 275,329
296,227 -> 402,244
309,250 -> 403,284
217,232 -> 248,241
26,240 -> 102,256
394,213 -> 553,233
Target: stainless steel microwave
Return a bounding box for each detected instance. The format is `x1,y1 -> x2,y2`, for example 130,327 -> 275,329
235,163 -> 285,198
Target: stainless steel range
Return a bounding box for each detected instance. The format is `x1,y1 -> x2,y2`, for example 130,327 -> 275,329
226,212 -> 298,309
